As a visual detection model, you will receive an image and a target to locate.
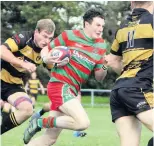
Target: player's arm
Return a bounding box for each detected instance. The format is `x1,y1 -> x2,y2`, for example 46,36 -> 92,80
41,46 -> 60,64
76,91 -> 81,102
0,45 -> 26,68
94,50 -> 108,82
105,29 -> 123,75
95,67 -> 107,81
41,31 -> 68,65
39,81 -> 45,95
105,54 -> 123,75
0,33 -> 36,72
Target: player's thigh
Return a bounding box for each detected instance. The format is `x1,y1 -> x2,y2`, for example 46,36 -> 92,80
115,116 -> 141,146
7,92 -> 32,110
137,109 -> 153,131
59,98 -> 90,124
136,88 -> 153,131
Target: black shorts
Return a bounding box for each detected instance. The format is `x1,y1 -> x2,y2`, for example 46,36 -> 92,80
110,87 -> 153,122
1,80 -> 25,101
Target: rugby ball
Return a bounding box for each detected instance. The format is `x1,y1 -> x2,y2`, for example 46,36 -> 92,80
51,46 -> 71,67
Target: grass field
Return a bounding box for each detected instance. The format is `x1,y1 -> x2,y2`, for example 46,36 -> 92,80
1,96 -> 152,146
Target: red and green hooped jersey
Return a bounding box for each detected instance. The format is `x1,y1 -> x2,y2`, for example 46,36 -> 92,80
48,30 -> 107,95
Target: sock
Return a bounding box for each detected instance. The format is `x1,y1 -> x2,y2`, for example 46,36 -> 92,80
39,109 -> 45,116
1,112 -> 19,134
37,117 -> 56,128
147,137 -> 153,146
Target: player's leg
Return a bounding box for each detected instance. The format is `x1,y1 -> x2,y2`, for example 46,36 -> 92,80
1,91 -> 33,134
136,88 -> 153,131
54,98 -> 90,130
73,92 -> 87,137
30,102 -> 50,122
32,83 -> 90,130
23,83 -> 90,143
115,116 -> 141,146
30,94 -> 36,108
147,137 -> 153,146
110,88 -> 142,146
25,110 -> 63,146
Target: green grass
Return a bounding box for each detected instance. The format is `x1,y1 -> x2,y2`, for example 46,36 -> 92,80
1,103 -> 152,146
37,95 -> 110,104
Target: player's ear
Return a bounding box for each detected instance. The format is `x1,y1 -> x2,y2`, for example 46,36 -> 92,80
35,29 -> 39,34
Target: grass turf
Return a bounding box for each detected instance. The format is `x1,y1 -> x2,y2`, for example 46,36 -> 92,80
1,102 -> 152,146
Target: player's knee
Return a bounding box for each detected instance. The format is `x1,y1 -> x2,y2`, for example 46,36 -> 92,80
17,100 -> 33,118
76,118 -> 90,131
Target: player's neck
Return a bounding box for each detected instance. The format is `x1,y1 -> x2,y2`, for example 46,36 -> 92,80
83,28 -> 92,40
133,3 -> 153,14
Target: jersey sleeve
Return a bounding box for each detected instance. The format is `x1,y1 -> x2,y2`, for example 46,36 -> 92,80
110,30 -> 122,56
3,32 -> 29,52
48,31 -> 68,51
94,49 -> 107,71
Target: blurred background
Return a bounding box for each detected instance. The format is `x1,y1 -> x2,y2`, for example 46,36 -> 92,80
1,1 -> 130,90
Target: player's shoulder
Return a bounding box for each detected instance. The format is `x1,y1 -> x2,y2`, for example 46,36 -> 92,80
12,31 -> 34,47
141,12 -> 153,27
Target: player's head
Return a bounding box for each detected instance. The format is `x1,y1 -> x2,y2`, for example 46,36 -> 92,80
83,8 -> 105,39
34,19 -> 55,49
131,1 -> 153,14
31,72 -> 37,79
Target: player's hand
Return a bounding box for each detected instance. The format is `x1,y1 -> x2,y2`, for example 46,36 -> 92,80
42,54 -> 62,64
21,61 -> 36,73
104,55 -> 111,66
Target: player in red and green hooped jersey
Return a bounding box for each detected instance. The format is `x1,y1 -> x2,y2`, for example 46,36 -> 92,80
24,8 -> 107,145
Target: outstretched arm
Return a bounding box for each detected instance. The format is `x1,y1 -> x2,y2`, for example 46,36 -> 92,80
105,54 -> 123,75
95,68 -> 107,82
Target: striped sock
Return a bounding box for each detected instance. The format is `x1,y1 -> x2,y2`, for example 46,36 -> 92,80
1,112 -> 19,134
37,117 -> 56,128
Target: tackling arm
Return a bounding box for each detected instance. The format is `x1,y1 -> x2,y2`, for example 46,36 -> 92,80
0,45 -> 25,67
95,68 -> 107,82
105,53 -> 123,75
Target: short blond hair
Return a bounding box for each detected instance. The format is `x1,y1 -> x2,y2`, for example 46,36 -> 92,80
36,19 -> 55,33
133,1 -> 153,6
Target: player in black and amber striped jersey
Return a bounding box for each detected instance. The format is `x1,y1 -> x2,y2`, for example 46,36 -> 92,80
0,19 -> 56,134
105,1 -> 153,146
25,72 -> 45,108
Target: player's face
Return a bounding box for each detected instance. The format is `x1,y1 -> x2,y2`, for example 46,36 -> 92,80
34,29 -> 54,49
86,17 -> 105,39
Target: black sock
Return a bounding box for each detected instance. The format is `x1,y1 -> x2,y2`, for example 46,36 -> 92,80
39,109 -> 45,116
1,112 -> 19,134
147,137 -> 153,146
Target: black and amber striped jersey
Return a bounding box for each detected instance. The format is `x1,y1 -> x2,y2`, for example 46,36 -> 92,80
1,31 -> 52,85
111,8 -> 153,89
28,79 -> 40,94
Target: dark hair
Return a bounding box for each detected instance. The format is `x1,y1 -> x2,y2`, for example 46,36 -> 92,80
83,8 -> 104,27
